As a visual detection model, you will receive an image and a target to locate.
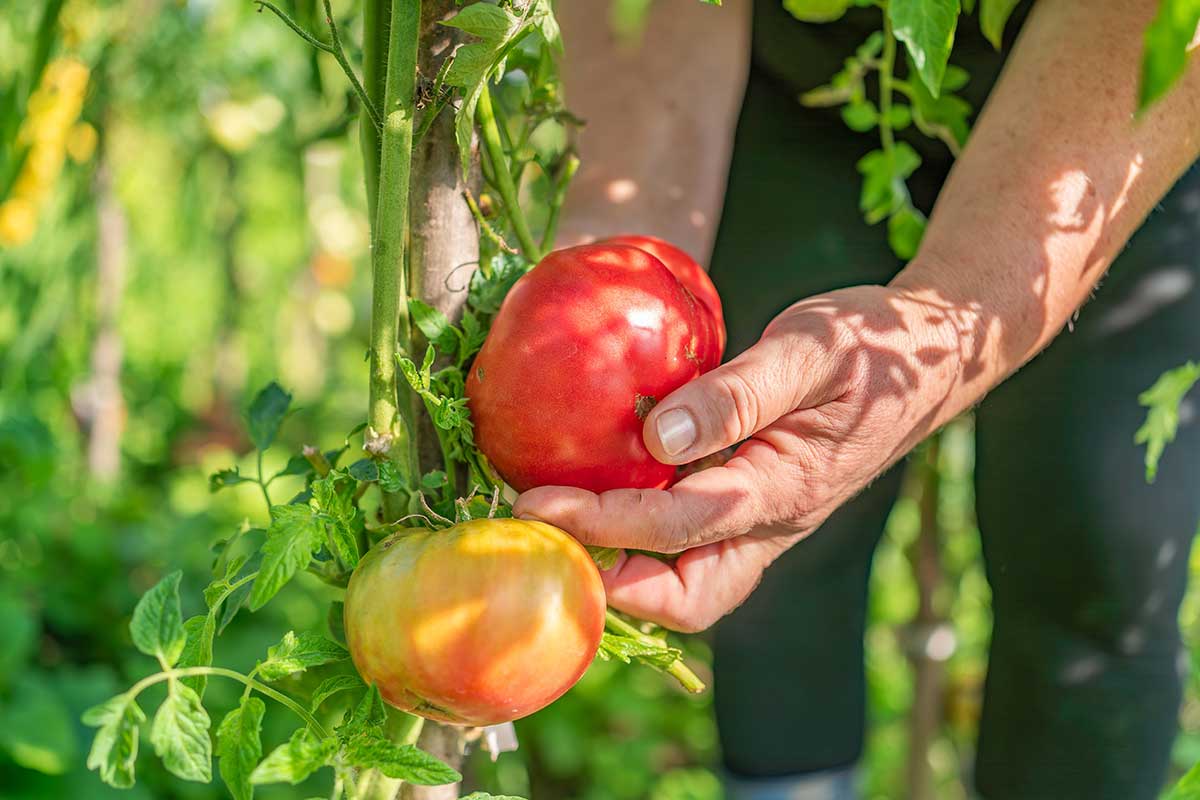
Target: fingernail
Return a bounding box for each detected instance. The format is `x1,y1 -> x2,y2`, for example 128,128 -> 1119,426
656,407 -> 697,456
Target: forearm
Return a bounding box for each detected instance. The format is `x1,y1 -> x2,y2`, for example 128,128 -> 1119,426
891,0 -> 1200,429
555,0 -> 750,259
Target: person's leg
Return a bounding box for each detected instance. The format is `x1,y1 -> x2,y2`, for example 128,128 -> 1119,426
707,68 -> 908,796
973,166 -> 1200,800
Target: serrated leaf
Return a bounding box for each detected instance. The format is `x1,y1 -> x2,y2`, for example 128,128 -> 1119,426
217,696 -> 264,800
210,467 -> 252,492
309,675 -> 366,712
250,506 -> 326,611
1139,0 -> 1200,109
980,0 -> 1022,49
246,382 -> 292,452
339,685 -> 387,740
782,0 -> 851,22
343,730 -> 461,785
151,681 -> 212,783
83,694 -> 145,789
597,632 -> 682,670
889,0 -> 960,97
257,631 -> 349,682
130,570 -> 186,668
908,55 -> 973,150
1136,361 -> 1200,481
219,579 -> 254,634
178,614 -> 216,698
250,727 -> 335,785
312,471 -> 360,569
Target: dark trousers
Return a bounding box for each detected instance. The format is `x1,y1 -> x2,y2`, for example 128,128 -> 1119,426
707,72 -> 1200,800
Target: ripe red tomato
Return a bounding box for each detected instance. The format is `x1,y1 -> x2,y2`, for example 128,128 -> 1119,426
601,235 -> 725,369
344,518 -> 606,726
467,243 -> 719,492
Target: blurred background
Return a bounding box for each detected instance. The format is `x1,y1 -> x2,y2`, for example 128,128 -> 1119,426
1,2 -> 1198,799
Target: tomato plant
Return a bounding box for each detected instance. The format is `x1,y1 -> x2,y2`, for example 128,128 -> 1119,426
467,243 -> 722,493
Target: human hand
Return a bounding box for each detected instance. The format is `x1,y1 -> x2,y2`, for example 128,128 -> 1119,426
514,284 -> 963,631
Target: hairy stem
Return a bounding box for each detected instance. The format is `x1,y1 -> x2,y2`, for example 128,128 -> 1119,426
368,0 -> 423,519
604,610 -> 706,693
476,87 -> 542,262
126,667 -> 330,738
361,0 -> 389,233
879,14 -> 897,157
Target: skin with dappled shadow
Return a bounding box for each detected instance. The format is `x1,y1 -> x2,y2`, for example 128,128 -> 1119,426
513,0 -> 1200,632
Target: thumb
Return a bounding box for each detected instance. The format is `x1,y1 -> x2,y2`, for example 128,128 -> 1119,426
644,330 -> 838,465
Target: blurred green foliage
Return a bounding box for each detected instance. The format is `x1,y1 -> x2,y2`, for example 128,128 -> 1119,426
1,2 -> 1198,800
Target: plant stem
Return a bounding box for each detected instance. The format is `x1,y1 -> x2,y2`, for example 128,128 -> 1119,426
540,153 -> 579,252
322,0 -> 382,132
127,667 -> 330,738
879,13 -> 897,156
360,0 -> 389,233
368,0 -> 423,519
604,610 -> 706,693
476,87 -> 542,262
256,450 -> 273,510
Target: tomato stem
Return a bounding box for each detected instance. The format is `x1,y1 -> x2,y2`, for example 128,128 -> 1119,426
367,0 -> 422,519
477,86 -> 543,263
604,609 -> 706,693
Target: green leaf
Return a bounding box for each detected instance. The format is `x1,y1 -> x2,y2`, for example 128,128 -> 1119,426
856,144 -> 921,224
979,0 -> 1022,49
249,727 -> 336,785
348,458 -> 379,482
886,103 -> 913,130
908,56 -> 973,150
246,382 -> 292,452
469,252 -> 532,314
130,570 -> 187,668
441,2 -> 520,41
0,675 -> 77,775
782,0 -> 852,22
210,467 -> 252,492
597,632 -> 682,670
309,674 -> 366,712
312,471 -> 361,569
1165,758 -> 1200,800
250,505 -> 326,611
219,580 -> 254,634
343,730 -> 462,785
409,298 -> 459,356
178,614 -> 216,698
217,696 -> 264,800
150,681 -> 212,783
83,693 -> 145,789
338,685 -> 387,740
1135,361 -> 1200,481
587,546 -> 621,570
888,204 -> 927,260
841,100 -> 879,132
272,453 -> 314,480
257,631 -> 349,682
1139,0 -> 1200,109
889,0 -> 960,97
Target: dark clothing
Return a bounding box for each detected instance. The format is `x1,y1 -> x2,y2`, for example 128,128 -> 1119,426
707,4 -> 1200,799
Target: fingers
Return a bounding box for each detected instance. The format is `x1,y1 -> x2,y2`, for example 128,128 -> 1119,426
600,533 -> 798,632
642,329 -> 841,465
514,451 -> 770,552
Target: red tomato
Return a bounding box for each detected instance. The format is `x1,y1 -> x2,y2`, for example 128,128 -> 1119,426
601,234 -> 726,369
344,518 -> 606,726
466,243 -> 708,492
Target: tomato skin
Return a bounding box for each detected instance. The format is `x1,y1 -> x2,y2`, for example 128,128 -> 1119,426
344,518 -> 606,726
601,235 -> 726,369
467,243 -> 705,492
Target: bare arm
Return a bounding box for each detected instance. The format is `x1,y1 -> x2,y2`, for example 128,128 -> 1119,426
555,0 -> 751,259
519,0 -> 1200,631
